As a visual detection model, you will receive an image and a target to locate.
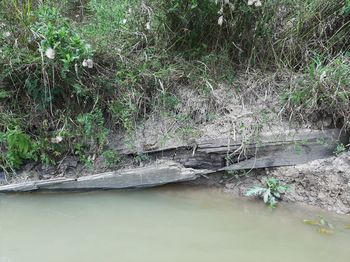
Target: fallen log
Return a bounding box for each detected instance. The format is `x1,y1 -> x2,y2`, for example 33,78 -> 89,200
0,129 -> 347,192
0,162 -> 210,192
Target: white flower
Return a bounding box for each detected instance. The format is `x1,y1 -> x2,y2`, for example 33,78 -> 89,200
122,19 -> 127,24
247,0 -> 263,6
82,58 -> 93,68
87,59 -> 93,68
218,16 -> 224,26
255,0 -> 262,6
45,48 -> 55,59
51,135 -> 63,144
146,22 -> 151,30
3,31 -> 11,38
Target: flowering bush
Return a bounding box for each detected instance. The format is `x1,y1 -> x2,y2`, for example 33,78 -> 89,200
217,0 -> 263,25
0,6 -> 94,106
32,6 -> 93,77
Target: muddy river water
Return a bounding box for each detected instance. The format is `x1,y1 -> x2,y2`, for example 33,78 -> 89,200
0,186 -> 349,262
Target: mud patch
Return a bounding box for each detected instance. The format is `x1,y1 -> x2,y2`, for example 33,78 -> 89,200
223,151 -> 350,214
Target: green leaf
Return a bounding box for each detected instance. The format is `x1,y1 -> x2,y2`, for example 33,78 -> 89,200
319,216 -> 334,229
245,187 -> 265,197
263,188 -> 270,203
268,196 -> 277,208
273,191 -> 281,198
0,89 -> 11,99
304,216 -> 334,231
277,185 -> 289,193
303,220 -> 320,226
319,227 -> 334,235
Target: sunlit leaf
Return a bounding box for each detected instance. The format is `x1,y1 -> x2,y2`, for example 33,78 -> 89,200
317,216 -> 334,229
273,191 -> 280,198
245,187 -> 265,197
268,196 -> 277,208
319,217 -> 326,226
319,227 -> 334,235
303,220 -> 320,226
263,188 -> 270,203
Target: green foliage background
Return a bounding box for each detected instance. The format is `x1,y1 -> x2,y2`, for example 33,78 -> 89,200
0,0 -> 349,172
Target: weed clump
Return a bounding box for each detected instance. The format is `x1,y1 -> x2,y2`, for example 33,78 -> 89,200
282,55 -> 350,128
246,178 -> 289,208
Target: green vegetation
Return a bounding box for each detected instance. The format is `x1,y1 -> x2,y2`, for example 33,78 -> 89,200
0,128 -> 33,170
0,0 -> 349,173
283,55 -> 350,127
334,143 -> 347,155
102,150 -> 121,168
303,216 -> 335,235
245,178 -> 289,207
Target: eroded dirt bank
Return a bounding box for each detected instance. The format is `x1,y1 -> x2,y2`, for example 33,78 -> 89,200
1,73 -> 349,215
189,151 -> 350,215
269,152 -> 350,214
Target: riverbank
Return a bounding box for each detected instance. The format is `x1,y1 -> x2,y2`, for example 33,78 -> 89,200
1,148 -> 349,215
1,0 -> 350,216
1,77 -> 349,214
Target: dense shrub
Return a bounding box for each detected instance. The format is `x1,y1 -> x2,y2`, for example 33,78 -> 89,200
0,5 -> 93,106
159,0 -> 350,67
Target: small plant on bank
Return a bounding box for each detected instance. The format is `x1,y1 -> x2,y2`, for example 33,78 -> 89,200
245,178 -> 289,208
226,170 -> 249,180
102,150 -> 121,168
334,143 -> 347,156
133,153 -> 149,166
0,128 -> 33,170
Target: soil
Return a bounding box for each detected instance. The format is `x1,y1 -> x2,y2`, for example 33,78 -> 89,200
188,151 -> 350,215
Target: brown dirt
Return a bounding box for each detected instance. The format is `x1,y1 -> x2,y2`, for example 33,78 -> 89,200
222,151 -> 350,215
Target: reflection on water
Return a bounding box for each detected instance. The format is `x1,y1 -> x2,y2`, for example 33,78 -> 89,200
0,186 -> 349,262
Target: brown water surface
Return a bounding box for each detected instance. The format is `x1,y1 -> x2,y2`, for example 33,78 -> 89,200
0,186 -> 349,262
